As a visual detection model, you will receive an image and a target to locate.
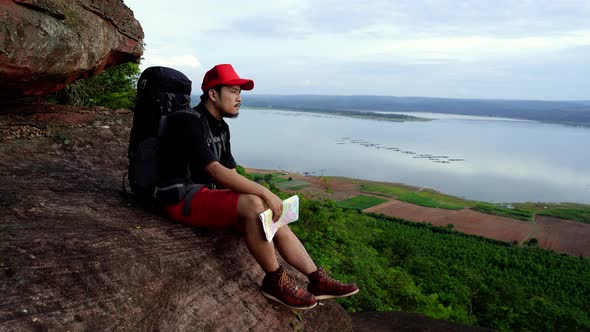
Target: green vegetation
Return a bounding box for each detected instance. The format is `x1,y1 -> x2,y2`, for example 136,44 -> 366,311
288,196 -> 590,331
360,182 -> 465,210
472,202 -> 534,221
250,172 -> 281,181
400,192 -> 464,210
361,181 -> 590,223
359,181 -> 414,198
248,172 -> 310,191
514,202 -> 590,224
235,165 -> 251,178
47,62 -> 140,109
237,168 -> 590,330
275,180 -> 310,191
245,172 -> 590,223
336,195 -> 386,210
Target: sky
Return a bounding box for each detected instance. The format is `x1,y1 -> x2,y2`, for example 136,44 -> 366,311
123,0 -> 590,101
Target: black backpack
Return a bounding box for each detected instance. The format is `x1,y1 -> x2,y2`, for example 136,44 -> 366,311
127,66 -> 192,200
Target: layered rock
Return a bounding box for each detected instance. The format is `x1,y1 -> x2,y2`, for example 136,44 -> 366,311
0,0 -> 143,98
0,104 -> 353,331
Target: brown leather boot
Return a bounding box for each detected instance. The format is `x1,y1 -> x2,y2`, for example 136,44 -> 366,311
261,266 -> 317,310
307,267 -> 359,300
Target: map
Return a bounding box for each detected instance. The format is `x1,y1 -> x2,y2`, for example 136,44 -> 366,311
258,195 -> 299,242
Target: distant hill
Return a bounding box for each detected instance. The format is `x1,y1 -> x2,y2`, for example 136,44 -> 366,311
238,94 -> 590,126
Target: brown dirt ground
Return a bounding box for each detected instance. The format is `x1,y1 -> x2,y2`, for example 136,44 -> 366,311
248,168 -> 590,257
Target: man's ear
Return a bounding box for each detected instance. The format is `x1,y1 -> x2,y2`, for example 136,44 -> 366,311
208,89 -> 217,102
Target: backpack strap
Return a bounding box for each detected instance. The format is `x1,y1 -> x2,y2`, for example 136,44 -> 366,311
201,113 -> 221,160
163,109 -> 219,161
157,115 -> 168,137
194,108 -> 222,189
154,110 -> 212,206
183,184 -> 204,216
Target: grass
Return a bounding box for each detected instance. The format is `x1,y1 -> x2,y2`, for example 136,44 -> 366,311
514,202 -> 590,224
399,192 -> 465,210
359,182 -> 412,198
361,183 -> 466,210
337,195 -> 387,210
249,172 -> 311,191
251,172 -> 289,183
360,181 -> 590,222
271,176 -> 289,183
275,180 -> 311,190
539,207 -> 590,224
472,202 -> 534,221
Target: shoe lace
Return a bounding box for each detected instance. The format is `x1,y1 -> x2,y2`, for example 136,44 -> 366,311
318,268 -> 341,286
278,270 -> 299,293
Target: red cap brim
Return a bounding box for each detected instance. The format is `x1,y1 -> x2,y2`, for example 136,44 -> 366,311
224,78 -> 254,91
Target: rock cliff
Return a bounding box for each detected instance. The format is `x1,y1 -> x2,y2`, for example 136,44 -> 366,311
0,104 -> 353,331
0,0 -> 143,98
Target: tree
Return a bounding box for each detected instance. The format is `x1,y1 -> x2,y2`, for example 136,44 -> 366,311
48,62 -> 140,109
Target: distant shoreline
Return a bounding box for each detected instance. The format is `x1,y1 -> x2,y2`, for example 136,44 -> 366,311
244,105 -> 590,128
242,106 -> 431,122
239,94 -> 590,127
246,167 -> 590,206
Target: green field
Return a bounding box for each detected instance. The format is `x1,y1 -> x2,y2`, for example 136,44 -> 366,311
239,168 -> 590,330
245,170 -> 590,224
275,179 -> 310,190
250,172 -> 311,190
337,195 -> 387,210
359,181 -> 590,223
290,197 -> 590,331
360,182 -> 467,210
514,202 -> 590,224
472,202 -> 534,221
236,170 -> 590,331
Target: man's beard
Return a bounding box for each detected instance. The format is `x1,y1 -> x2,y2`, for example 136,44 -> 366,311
221,110 -> 239,119
221,105 -> 240,119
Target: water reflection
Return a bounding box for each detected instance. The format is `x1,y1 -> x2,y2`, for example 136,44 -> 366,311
230,108 -> 590,204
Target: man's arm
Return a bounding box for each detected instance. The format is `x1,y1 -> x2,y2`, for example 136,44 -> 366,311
206,161 -> 283,221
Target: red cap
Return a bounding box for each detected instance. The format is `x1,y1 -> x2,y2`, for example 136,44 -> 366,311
201,64 -> 254,92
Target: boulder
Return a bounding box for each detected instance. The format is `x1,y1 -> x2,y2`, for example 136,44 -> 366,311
0,0 -> 143,98
0,104 -> 353,331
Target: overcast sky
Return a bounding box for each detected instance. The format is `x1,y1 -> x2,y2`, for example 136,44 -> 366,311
123,0 -> 590,100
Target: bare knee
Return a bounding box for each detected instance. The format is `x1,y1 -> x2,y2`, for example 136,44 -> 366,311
237,194 -> 265,220
274,224 -> 293,241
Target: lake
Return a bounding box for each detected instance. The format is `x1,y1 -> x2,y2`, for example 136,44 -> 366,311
228,108 -> 590,204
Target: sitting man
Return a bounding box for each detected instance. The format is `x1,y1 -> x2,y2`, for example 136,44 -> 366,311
156,64 -> 359,310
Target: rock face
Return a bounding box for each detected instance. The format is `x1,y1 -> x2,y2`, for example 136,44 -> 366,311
0,104 -> 353,331
0,0 -> 143,98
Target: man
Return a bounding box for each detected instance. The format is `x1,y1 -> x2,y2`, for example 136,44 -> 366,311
156,64 -> 359,310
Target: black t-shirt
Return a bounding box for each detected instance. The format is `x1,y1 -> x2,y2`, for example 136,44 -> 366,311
158,102 -> 236,187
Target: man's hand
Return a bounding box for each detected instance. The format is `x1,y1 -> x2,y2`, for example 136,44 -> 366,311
262,190 -> 283,222
206,163 -> 284,221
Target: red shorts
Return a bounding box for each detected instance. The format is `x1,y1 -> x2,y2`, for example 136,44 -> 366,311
164,187 -> 243,232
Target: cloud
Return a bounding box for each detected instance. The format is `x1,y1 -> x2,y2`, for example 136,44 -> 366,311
226,28 -> 590,66
370,29 -> 590,63
143,55 -> 201,69
124,0 -> 590,99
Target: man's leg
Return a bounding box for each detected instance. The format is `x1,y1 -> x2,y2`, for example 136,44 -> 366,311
238,194 -> 317,309
271,211 -> 359,300
273,225 -> 317,275
237,194 -> 280,273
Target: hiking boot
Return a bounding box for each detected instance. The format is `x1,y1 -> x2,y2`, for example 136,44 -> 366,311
261,266 -> 317,310
307,267 -> 360,300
